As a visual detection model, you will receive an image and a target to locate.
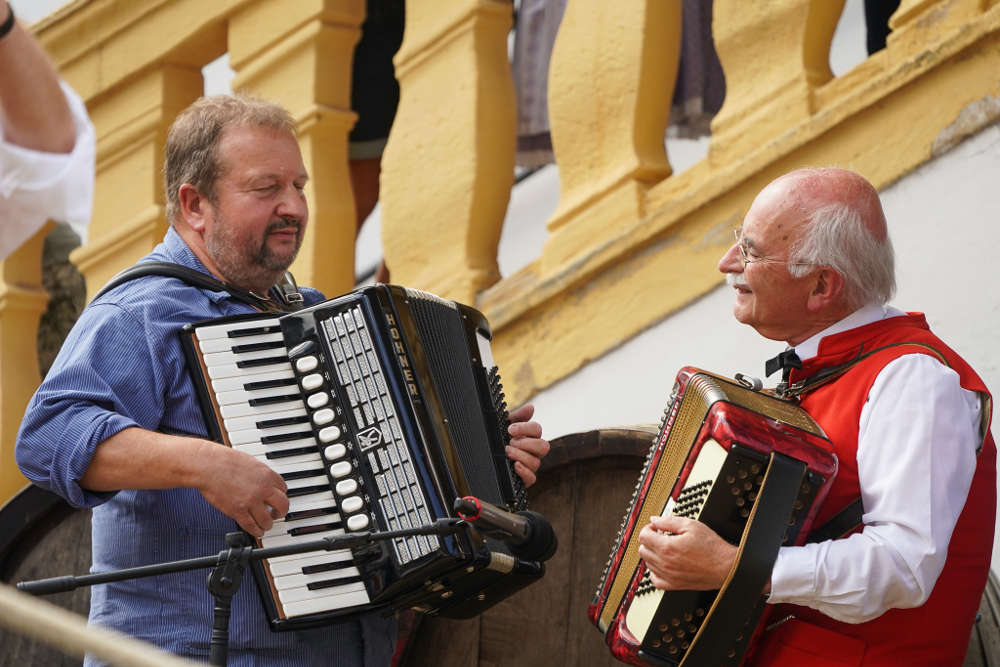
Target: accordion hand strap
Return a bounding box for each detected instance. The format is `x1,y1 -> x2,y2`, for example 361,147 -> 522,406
679,452 -> 806,667
91,261 -> 303,312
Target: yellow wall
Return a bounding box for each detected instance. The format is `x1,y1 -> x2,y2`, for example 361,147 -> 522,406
2,0 -> 1000,503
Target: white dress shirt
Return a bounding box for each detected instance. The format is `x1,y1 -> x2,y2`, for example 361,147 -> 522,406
766,305 -> 985,623
0,81 -> 95,259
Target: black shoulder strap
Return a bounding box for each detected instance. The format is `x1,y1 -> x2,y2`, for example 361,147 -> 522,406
91,261 -> 303,312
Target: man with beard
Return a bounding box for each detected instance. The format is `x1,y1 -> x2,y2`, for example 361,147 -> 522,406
636,168 -> 994,665
16,95 -> 550,666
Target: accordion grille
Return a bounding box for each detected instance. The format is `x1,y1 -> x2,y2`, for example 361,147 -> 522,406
406,292 -> 504,506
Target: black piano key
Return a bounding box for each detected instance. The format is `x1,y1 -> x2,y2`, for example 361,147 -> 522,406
248,394 -> 302,407
228,325 -> 281,338
284,506 -> 338,522
301,560 -> 356,575
257,415 -> 311,429
281,468 -> 326,481
231,340 -> 288,354
265,446 -> 317,459
288,520 -> 344,536
244,377 -> 298,391
237,356 -> 290,369
306,575 -> 365,591
288,484 -> 334,498
260,431 -> 314,445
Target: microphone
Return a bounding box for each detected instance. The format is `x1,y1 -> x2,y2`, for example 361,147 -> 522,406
453,496 -> 558,562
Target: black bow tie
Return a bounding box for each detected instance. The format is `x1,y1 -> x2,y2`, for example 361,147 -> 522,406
765,349 -> 802,379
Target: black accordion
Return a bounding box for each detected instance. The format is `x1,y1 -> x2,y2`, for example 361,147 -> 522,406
589,367 -> 837,666
180,284 -> 544,629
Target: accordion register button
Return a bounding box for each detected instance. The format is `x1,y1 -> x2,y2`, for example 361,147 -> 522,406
330,461 -> 353,478
306,392 -> 329,409
312,408 -> 335,425
347,514 -> 370,531
318,425 -> 342,443
295,355 -> 319,373
341,496 -> 364,513
336,478 -> 358,495
301,373 -> 323,391
324,443 -> 347,460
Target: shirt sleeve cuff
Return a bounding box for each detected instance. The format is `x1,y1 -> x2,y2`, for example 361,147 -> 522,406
766,545 -> 818,604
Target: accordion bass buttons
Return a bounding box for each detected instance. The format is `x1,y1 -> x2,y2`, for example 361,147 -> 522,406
307,392 -> 329,409
313,408 -> 335,426
319,426 -> 342,443
325,443 -> 347,460
295,355 -> 319,373
336,478 -> 358,495
330,461 -> 353,478
301,373 -> 323,391
341,496 -> 365,513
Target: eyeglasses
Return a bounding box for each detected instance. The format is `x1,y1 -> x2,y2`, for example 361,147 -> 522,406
733,228 -> 817,268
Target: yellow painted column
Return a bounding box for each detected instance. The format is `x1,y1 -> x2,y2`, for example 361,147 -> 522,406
229,0 -> 364,299
709,0 -> 844,165
73,65 -> 205,300
888,0 -> 986,53
380,0 -> 516,304
540,0 -> 680,277
0,224 -> 53,502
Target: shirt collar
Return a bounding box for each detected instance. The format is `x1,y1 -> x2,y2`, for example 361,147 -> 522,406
792,304 -> 906,361
157,226 -> 232,303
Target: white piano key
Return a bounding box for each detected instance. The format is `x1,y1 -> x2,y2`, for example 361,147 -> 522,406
198,331 -> 285,354
273,566 -> 362,592
278,578 -> 367,604
287,491 -> 337,514
261,528 -> 342,550
195,318 -> 281,341
286,475 -> 329,491
216,383 -> 302,406
264,511 -> 342,538
207,360 -> 292,380
267,550 -> 353,576
228,421 -> 312,446
280,584 -> 371,616
204,346 -> 289,368
256,452 -> 322,473
210,368 -> 295,393
223,406 -> 308,433
220,398 -> 306,420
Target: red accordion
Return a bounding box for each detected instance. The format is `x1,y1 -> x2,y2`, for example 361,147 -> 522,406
589,367 -> 837,666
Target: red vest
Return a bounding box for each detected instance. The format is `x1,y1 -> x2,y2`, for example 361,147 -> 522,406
748,313 -> 996,666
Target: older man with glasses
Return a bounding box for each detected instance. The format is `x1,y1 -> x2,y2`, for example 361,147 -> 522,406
637,167 -> 995,666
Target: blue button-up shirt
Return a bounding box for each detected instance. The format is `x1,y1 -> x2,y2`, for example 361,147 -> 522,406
16,227 -> 395,666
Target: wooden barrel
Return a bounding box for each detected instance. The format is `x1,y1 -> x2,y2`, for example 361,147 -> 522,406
396,427 -> 1000,667
396,426 -> 657,667
0,484 -> 91,666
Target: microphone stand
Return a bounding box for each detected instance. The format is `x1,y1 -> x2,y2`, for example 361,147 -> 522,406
17,518 -> 466,667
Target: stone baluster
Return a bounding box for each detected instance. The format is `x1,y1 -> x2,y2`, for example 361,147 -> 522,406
229,0 -> 364,297
380,0 -> 516,304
